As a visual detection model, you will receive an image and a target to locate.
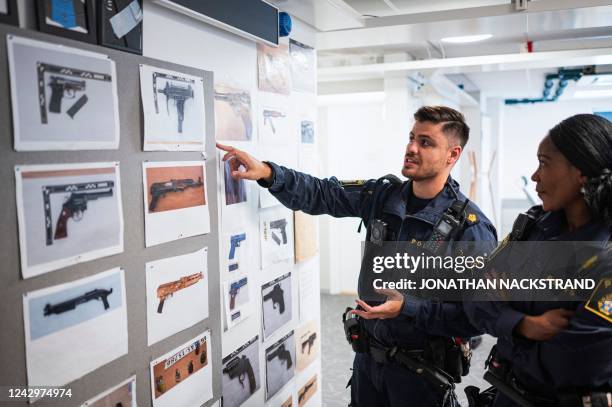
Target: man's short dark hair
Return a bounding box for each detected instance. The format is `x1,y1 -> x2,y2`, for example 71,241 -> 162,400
413,106 -> 470,147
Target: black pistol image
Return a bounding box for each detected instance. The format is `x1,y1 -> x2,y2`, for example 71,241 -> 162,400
158,81 -> 194,133
301,332 -> 317,355
267,343 -> 293,369
223,355 -> 256,394
263,283 -> 285,314
149,177 -> 203,212
44,288 -> 113,316
54,186 -> 114,241
48,75 -> 87,117
270,219 -> 288,245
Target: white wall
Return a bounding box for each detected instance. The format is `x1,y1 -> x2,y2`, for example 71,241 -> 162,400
500,98 -> 612,199
489,97 -> 612,236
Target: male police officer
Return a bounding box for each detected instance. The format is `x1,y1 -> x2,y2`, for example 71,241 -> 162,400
217,106 -> 497,407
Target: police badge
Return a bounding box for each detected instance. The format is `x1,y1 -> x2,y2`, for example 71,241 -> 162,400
585,278 -> 612,323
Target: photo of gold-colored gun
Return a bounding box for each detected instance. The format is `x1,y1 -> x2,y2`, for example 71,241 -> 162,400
157,272 -> 203,313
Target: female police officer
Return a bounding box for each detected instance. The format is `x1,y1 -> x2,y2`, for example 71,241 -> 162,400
465,113 -> 612,406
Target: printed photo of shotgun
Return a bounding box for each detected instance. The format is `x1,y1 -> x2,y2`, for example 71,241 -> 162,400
146,165 -> 206,213
156,272 -> 203,313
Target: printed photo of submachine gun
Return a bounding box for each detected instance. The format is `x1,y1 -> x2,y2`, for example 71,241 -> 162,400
157,272 -> 203,313
149,177 -> 203,212
153,72 -> 195,133
223,354 -> 256,394
44,288 -> 113,316
263,283 -> 285,314
42,181 -> 115,246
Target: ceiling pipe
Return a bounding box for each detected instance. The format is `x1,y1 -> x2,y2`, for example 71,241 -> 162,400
504,67 -> 586,104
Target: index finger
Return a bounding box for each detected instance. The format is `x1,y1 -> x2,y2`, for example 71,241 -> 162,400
216,142 -> 234,152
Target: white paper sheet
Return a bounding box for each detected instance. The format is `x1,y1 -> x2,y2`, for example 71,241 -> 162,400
81,375 -> 137,407
7,36 -> 120,151
24,268 -> 128,389
146,248 -> 209,346
262,273 -> 293,339
15,162 -> 124,278
260,207 -> 295,268
150,331 -> 213,407
140,64 -> 207,151
222,273 -> 252,329
143,161 -> 211,247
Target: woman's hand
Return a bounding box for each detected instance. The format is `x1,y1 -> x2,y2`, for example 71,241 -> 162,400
350,290 -> 405,320
516,308 -> 574,341
217,142 -> 273,183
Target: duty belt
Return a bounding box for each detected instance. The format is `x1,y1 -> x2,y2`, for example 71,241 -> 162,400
485,346 -> 612,407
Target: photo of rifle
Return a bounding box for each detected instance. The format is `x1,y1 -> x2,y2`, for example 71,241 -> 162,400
36,62 -> 112,124
229,277 -> 247,310
266,343 -> 292,369
270,218 -> 288,245
152,72 -> 195,133
156,272 -> 203,313
298,380 -> 315,404
263,109 -> 286,134
149,177 -> 203,212
301,332 -> 317,355
214,90 -> 253,140
223,354 -> 257,394
263,283 -> 285,314
42,180 -> 115,246
44,287 -> 113,316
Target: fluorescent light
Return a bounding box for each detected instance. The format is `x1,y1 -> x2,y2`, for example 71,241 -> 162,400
441,34 -> 493,44
573,89 -> 612,99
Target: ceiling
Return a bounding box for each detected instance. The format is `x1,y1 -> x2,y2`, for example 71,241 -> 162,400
271,0 -> 612,98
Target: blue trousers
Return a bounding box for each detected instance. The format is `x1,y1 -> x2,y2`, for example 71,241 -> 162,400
350,352 -> 455,407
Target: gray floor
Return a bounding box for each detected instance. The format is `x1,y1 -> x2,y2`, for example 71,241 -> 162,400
321,293 -> 495,407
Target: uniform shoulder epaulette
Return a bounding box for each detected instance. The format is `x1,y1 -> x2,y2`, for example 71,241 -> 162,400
464,202 -> 481,226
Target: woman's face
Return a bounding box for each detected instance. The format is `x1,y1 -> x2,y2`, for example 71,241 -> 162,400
531,136 -> 585,212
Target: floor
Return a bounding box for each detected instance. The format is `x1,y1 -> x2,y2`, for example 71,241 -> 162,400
320,293 -> 495,407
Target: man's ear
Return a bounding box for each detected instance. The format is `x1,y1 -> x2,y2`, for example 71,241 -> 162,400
448,145 -> 462,165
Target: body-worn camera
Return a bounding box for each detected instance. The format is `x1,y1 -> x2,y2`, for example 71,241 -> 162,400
370,219 -> 388,246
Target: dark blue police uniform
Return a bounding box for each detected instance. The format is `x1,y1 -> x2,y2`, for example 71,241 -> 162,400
259,162 -> 498,407
465,207 -> 612,406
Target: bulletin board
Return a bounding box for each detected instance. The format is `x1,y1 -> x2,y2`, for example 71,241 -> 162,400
0,23 -> 221,406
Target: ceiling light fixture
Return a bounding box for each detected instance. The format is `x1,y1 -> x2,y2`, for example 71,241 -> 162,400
441,34 -> 493,44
